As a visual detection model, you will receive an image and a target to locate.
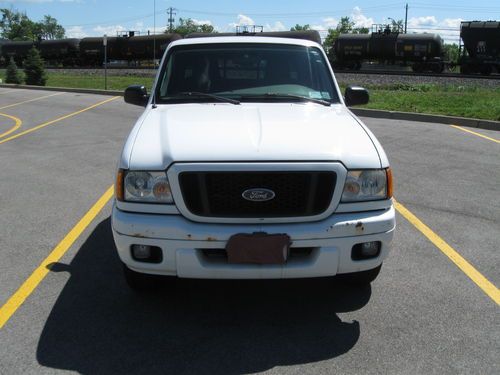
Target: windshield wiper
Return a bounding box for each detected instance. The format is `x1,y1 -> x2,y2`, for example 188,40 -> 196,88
173,91 -> 240,105
242,93 -> 331,106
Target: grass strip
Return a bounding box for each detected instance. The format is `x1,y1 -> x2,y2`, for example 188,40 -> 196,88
45,73 -> 155,91
1,70 -> 498,121
358,84 -> 500,121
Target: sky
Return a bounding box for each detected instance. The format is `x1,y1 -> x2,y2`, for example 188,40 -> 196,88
0,0 -> 499,43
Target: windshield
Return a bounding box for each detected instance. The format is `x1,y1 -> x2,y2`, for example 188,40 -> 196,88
156,43 -> 340,104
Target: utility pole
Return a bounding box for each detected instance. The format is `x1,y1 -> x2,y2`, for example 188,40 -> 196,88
404,3 -> 408,34
103,34 -> 108,90
153,0 -> 156,67
167,7 -> 176,33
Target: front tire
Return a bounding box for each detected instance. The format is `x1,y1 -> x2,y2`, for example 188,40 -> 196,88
338,264 -> 382,286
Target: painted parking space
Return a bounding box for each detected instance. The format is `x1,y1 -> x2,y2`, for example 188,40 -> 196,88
363,117 -> 500,288
0,91 -> 121,144
0,92 -> 139,309
0,91 -> 497,374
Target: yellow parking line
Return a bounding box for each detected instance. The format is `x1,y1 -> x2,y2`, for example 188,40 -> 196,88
0,92 -> 70,139
0,113 -> 22,139
0,96 -> 120,145
450,125 -> 500,144
0,92 -> 64,111
394,199 -> 500,305
0,185 -> 114,329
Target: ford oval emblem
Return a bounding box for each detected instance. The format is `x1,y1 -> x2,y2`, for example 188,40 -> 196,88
242,188 -> 276,202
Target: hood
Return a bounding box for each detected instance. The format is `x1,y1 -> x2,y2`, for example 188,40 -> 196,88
125,103 -> 381,170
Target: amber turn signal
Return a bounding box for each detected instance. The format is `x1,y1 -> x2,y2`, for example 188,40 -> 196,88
386,167 -> 393,199
115,169 -> 125,201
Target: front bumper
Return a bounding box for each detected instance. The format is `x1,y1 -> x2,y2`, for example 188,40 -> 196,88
111,204 -> 396,279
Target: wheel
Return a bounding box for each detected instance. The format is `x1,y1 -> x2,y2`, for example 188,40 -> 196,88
338,264 -> 382,286
433,63 -> 444,73
123,263 -> 164,291
479,65 -> 492,76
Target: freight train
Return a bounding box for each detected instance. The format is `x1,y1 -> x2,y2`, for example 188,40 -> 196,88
0,29 -> 321,67
0,32 -> 181,66
332,21 -> 499,75
0,21 -> 498,75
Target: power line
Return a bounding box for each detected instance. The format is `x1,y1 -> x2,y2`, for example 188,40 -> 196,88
411,2 -> 500,10
61,3 -> 497,30
62,12 -> 157,27
176,3 -> 406,18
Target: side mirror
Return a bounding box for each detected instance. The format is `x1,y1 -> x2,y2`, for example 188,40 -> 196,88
344,86 -> 369,106
124,85 -> 149,107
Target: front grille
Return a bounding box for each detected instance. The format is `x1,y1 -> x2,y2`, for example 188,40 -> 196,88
201,247 -> 315,260
179,171 -> 336,218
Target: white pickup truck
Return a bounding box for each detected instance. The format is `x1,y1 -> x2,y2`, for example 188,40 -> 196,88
112,34 -> 395,290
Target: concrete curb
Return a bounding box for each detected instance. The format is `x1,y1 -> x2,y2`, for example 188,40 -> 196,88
350,108 -> 500,131
1,84 -> 498,131
0,83 -> 123,97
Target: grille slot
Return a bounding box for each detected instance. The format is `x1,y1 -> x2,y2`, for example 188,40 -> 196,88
179,171 -> 336,218
201,247 -> 315,260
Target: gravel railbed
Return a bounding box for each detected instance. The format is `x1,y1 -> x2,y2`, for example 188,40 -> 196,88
335,72 -> 500,88
45,68 -> 500,88
46,68 -> 157,78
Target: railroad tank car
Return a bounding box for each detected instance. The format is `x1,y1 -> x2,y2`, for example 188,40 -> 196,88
395,34 -> 444,72
79,36 -> 124,65
39,39 -> 80,66
459,21 -> 499,75
79,32 -> 180,66
1,40 -> 34,65
124,33 -> 182,60
333,30 -> 444,72
1,39 -> 80,66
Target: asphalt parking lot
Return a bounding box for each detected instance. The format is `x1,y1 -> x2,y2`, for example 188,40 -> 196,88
0,87 -> 498,374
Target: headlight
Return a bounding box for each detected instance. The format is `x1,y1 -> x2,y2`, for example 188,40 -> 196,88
341,169 -> 391,202
118,170 -> 173,203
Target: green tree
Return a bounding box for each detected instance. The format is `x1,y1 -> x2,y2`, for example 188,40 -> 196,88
0,9 -> 64,40
337,16 -> 355,33
323,28 -> 339,55
290,24 -> 311,31
323,16 -> 370,58
323,17 -> 354,54
23,47 -> 46,86
37,15 -> 65,39
0,8 -> 35,40
353,27 -> 369,34
171,18 -> 215,36
5,57 -> 22,84
443,43 -> 459,63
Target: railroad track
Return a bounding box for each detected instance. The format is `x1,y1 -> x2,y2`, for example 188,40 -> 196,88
45,66 -> 500,80
46,66 -> 156,70
334,69 -> 500,80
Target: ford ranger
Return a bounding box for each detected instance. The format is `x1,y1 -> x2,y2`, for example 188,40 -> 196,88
112,34 -> 395,290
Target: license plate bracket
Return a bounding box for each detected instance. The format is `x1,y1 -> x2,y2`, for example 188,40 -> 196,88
226,233 -> 291,265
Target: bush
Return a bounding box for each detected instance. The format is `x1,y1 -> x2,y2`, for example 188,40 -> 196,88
23,47 -> 47,86
5,57 -> 22,84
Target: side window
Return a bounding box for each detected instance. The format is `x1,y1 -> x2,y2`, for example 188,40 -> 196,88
159,56 -> 173,96
309,49 -> 333,99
